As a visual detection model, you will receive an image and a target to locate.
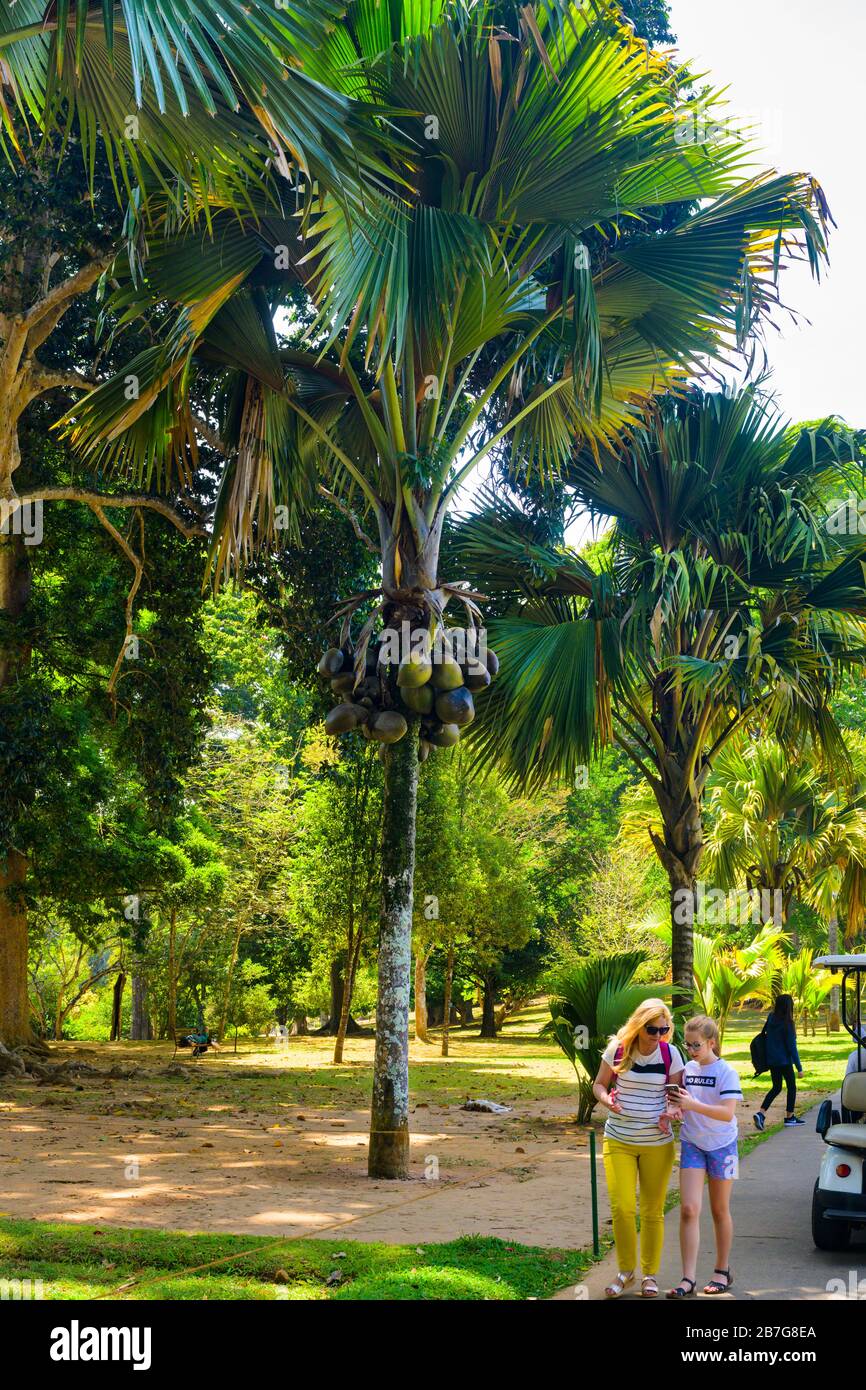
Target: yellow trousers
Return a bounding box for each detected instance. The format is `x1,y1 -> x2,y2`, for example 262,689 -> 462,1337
602,1137 -> 674,1276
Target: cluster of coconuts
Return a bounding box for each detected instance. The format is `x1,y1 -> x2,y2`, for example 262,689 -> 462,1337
318,628 -> 500,760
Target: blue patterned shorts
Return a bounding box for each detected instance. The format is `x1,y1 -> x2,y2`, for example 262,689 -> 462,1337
680,1137 -> 739,1180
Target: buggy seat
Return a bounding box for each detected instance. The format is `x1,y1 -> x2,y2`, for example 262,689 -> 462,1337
824,1071 -> 866,1151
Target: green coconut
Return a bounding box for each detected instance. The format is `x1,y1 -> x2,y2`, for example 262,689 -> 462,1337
463,661 -> 491,693
397,653 -> 433,689
418,740 -> 431,763
370,710 -> 409,744
400,684 -> 434,715
485,647 -> 500,678
435,687 -> 475,727
318,647 -> 345,679
324,703 -> 366,736
427,722 -> 461,748
430,656 -> 464,690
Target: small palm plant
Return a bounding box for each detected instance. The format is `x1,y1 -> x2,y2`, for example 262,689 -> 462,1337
543,949 -> 674,1122
654,921 -> 787,1043
781,948 -> 834,1035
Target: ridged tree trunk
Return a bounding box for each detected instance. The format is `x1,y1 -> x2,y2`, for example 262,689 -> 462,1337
414,951 -> 429,1042
648,753 -> 705,1008
131,974 -> 152,1040
368,713 -> 420,1179
334,928 -> 364,1064
441,945 -> 454,1057
110,971 -> 126,1041
479,976 -> 497,1039
0,526 -> 34,1048
167,908 -> 177,1038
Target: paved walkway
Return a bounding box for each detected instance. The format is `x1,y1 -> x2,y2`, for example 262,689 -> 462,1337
553,1105 -> 866,1300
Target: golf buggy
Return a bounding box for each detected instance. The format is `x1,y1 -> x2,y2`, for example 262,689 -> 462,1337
812,954 -> 866,1250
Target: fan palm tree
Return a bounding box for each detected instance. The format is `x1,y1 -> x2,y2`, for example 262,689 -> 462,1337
0,1 -> 389,199
544,948 -> 673,1121
54,0 -> 833,1176
705,737 -> 866,938
456,388 -> 866,1003
653,920 -> 787,1043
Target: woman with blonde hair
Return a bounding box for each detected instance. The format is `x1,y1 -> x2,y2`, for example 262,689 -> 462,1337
593,998 -> 684,1298
666,1014 -> 743,1299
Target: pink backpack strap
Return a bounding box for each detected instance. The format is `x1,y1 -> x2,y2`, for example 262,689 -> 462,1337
660,1039 -> 671,1080
613,1044 -> 623,1069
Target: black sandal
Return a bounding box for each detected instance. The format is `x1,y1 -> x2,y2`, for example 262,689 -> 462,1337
704,1268 -> 734,1294
666,1277 -> 696,1299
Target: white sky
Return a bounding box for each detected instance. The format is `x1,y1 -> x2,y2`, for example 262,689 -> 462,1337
669,0 -> 865,429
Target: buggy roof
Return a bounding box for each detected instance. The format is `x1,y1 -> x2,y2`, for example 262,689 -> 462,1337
814,955 -> 866,970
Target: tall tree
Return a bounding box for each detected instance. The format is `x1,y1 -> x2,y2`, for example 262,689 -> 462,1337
0,0 -> 393,1048
457,390 -> 866,1000
61,1 -> 830,1172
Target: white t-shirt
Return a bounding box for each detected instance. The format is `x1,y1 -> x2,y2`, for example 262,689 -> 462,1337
679,1058 -> 742,1151
845,1047 -> 866,1076
602,1039 -> 684,1147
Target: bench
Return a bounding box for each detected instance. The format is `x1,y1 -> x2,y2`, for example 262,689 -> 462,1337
172,1027 -> 220,1059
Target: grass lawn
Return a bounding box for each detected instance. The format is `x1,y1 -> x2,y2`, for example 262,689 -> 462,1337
0,999 -> 855,1296
717,1009 -> 853,1106
0,1218 -> 593,1300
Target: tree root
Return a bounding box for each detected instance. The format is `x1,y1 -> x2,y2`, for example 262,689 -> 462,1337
0,1041 -> 139,1083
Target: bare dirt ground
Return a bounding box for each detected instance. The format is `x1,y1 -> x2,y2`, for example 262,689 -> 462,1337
0,1007 -> 833,1251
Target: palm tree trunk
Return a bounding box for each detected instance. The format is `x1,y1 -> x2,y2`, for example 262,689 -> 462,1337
368,715 -> 419,1179
0,528 -> 33,1048
650,774 -> 704,1007
442,945 -> 454,1057
668,862 -> 696,1004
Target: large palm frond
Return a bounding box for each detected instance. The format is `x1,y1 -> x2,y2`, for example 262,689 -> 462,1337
0,0 -> 394,205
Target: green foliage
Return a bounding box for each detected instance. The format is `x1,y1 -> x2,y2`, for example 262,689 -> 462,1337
544,949 -> 673,1120
223,962 -> 276,1039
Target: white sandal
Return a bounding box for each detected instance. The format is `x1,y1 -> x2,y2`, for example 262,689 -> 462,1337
641,1275 -> 660,1298
604,1270 -> 635,1298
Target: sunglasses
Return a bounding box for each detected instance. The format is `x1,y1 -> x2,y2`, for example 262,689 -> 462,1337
684,1040 -> 705,1051
644,1024 -> 670,1036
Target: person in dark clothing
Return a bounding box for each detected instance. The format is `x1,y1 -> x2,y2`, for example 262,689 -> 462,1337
753,994 -> 804,1130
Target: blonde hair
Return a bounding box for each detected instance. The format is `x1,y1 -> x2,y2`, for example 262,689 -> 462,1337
685,1014 -> 721,1057
610,998 -> 673,1074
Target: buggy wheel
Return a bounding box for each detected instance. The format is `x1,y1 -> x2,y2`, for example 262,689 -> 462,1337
812,1180 -> 851,1251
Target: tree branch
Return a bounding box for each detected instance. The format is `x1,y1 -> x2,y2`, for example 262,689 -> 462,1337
23,253 -> 112,335
193,413 -> 228,456
91,505 -> 145,707
317,484 -> 379,554
12,488 -> 208,539
23,364 -> 99,406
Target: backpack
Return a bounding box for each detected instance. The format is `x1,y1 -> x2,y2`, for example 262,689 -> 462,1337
750,1020 -> 770,1076
613,1039 -> 672,1079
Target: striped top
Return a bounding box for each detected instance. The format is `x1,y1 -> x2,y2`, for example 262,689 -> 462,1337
602,1039 -> 684,1147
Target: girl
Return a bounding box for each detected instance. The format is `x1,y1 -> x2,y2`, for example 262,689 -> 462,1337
753,993 -> 805,1130
593,999 -> 684,1298
667,1015 -> 743,1298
